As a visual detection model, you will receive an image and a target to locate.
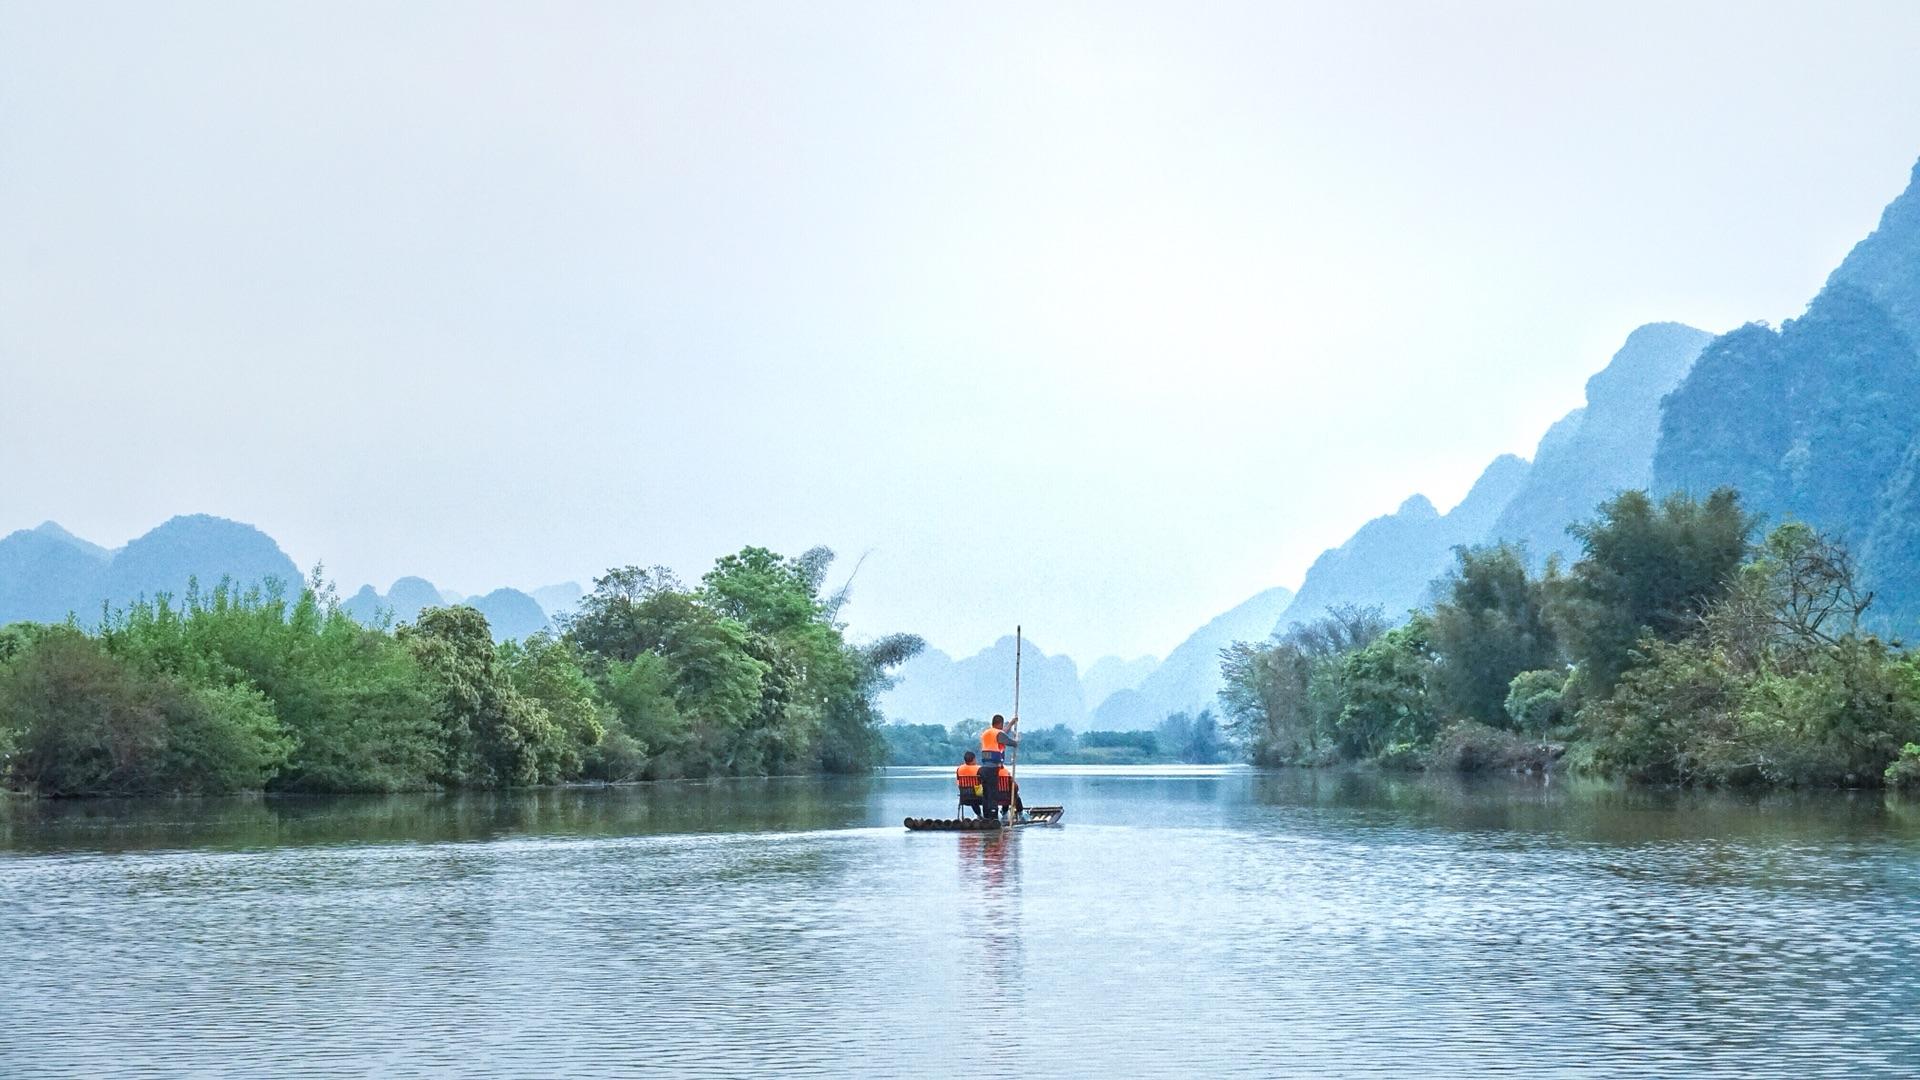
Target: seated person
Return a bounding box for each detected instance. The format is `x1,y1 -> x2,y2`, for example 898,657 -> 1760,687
955,751 -> 984,817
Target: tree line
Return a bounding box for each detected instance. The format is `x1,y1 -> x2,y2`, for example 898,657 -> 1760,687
1219,488 -> 1920,788
0,546 -> 922,796
882,710 -> 1228,766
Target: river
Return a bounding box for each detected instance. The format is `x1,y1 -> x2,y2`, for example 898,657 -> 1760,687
3,766 -> 1918,1077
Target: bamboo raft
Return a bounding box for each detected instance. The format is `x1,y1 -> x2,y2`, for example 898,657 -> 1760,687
904,806 -> 1064,831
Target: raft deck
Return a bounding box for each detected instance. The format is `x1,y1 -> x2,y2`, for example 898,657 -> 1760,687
904,806 -> 1064,831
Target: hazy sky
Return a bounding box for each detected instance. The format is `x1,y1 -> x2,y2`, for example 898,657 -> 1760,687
6,2 -> 1920,662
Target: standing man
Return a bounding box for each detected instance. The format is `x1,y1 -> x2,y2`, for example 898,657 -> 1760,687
977,714 -> 1017,822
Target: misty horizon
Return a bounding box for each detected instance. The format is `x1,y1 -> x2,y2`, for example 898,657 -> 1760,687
8,3 -> 1920,661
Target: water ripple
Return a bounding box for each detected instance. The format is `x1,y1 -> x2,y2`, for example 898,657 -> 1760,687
2,771 -> 1919,1077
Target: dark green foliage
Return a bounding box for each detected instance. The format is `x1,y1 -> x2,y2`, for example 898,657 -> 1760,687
881,723 -> 965,766
497,634 -> 606,782
1552,489 -> 1754,693
1887,744 -> 1920,789
0,626 -> 288,795
1013,723 -> 1079,760
1077,729 -> 1158,752
0,543 -> 918,797
565,547 -> 919,779
1427,721 -> 1558,774
1218,492 -> 1912,789
1331,615 -> 1441,758
1504,668 -> 1570,734
99,582 -> 439,793
1428,544 -> 1558,724
1217,604 -> 1387,765
1655,255 -> 1920,638
1576,635 -> 1920,787
1578,523 -> 1920,787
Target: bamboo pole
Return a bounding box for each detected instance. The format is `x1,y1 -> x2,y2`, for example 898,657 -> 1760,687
1009,624 -> 1021,822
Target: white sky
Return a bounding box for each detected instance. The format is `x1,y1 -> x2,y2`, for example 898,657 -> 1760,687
5,1 -> 1920,661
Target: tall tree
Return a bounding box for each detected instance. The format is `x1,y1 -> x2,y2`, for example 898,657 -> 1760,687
1553,489 -> 1755,692
1428,544 -> 1560,725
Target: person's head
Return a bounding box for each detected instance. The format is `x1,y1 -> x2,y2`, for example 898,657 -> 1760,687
963,751 -> 976,764
991,714 -> 1005,729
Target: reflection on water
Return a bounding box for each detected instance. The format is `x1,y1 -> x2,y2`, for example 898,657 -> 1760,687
4,768 -> 1920,1077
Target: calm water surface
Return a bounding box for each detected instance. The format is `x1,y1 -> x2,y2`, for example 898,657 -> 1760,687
4,767 -> 1920,1077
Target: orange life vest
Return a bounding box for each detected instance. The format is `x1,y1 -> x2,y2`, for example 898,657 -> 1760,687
956,763 -> 980,791
979,726 -> 1006,761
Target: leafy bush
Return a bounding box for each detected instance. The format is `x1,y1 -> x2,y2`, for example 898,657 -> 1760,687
0,543 -> 922,797
1427,721 -> 1559,774
1885,744 -> 1920,789
0,628 -> 289,795
1505,668 -> 1570,734
1373,741 -> 1425,771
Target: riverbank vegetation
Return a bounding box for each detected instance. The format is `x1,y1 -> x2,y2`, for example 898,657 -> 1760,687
0,546 -> 921,796
882,710 -> 1228,767
1219,489 -> 1920,789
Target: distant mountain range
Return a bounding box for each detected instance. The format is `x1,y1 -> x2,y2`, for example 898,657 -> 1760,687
881,634 -> 1088,727
1090,586 -> 1295,730
338,578 -> 561,641
1262,322 -> 1711,635
893,157 -> 1920,732
1079,654 -> 1159,709
878,586 -> 1296,732
0,515 -> 303,626
877,309 -> 1744,732
20,158 -> 1920,727
0,515 -> 582,643
1656,158 -> 1920,633
1262,156 -> 1920,645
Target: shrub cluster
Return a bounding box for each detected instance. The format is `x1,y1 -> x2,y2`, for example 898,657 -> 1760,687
0,546 -> 920,796
1219,489 -> 1920,788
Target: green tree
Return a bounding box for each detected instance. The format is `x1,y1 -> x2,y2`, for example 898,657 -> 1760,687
817,632 -> 924,773
1579,521 -> 1920,786
1158,709 -> 1225,763
1219,639 -> 1316,764
562,566 -> 689,663
0,628 -> 288,795
1504,668 -> 1570,735
595,652 -> 684,777
701,546 -> 824,636
1429,544 -> 1559,725
401,606 -> 560,787
498,633 -> 606,781
1554,488 -> 1755,693
1331,614 -> 1441,758
104,582 -> 439,794
1219,605 -> 1387,764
